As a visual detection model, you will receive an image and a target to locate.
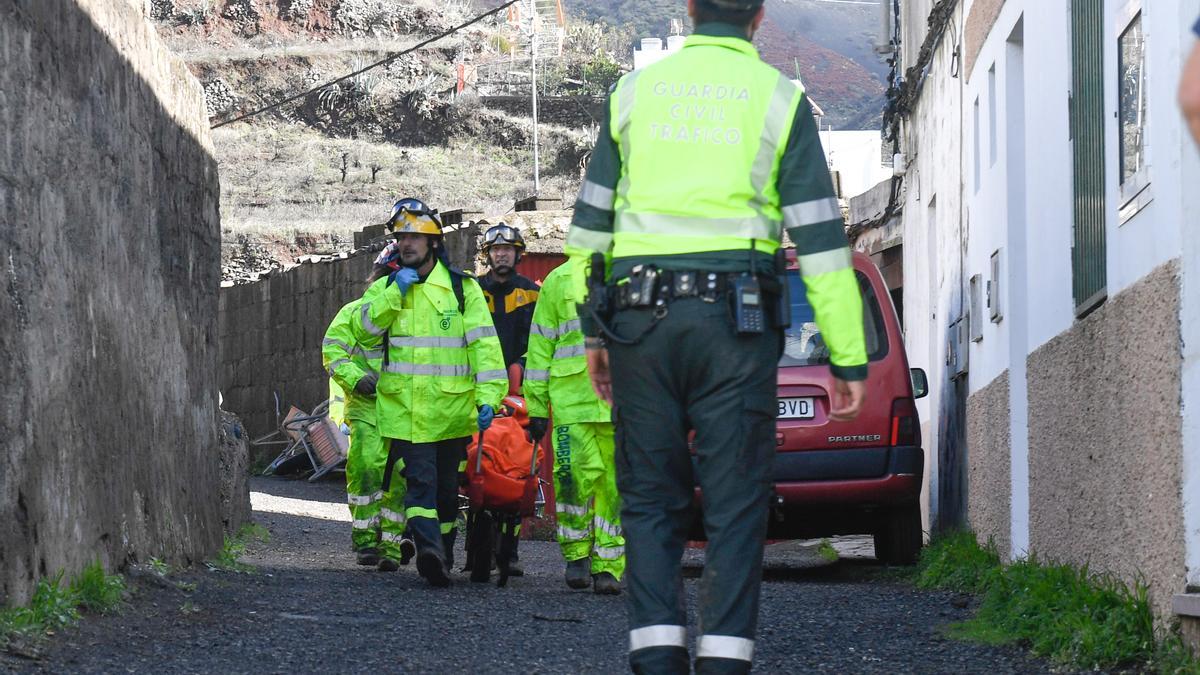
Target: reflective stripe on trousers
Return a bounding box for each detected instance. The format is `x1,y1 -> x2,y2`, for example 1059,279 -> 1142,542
629,625 -> 687,652
696,635 -> 755,662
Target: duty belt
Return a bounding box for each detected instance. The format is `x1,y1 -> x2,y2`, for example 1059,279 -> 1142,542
612,268 -> 736,311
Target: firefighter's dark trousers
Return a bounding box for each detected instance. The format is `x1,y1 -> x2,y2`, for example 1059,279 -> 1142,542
384,438 -> 467,563
608,297 -> 780,675
436,438 -> 469,568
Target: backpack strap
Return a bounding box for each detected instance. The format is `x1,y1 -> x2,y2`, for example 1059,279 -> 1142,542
450,271 -> 466,314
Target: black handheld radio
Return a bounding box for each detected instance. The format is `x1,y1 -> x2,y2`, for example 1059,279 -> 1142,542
731,240 -> 765,335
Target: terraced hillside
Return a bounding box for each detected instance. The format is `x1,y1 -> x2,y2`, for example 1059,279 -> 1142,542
152,0 -> 615,279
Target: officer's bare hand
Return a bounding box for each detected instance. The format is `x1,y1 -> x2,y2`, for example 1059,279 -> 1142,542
829,378 -> 866,422
586,347 -> 613,406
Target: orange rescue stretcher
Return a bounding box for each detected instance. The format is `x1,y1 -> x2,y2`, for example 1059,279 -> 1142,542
463,368 -> 545,586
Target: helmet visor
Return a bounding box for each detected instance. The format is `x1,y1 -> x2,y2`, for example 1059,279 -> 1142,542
483,224 -> 521,247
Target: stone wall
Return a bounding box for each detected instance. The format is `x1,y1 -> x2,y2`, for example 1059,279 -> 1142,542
219,254 -> 375,446
1028,260 -> 1185,617
966,371 -> 1011,557
219,229 -> 479,447
0,0 -> 228,604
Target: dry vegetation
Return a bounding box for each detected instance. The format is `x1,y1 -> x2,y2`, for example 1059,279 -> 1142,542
153,0 -> 611,277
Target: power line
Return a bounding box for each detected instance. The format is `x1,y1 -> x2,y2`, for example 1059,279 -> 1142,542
210,0 -> 520,130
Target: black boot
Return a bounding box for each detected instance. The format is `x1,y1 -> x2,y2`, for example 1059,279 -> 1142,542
399,537 -> 416,566
593,572 -> 621,595
356,547 -> 381,566
417,549 -> 451,588
565,558 -> 591,589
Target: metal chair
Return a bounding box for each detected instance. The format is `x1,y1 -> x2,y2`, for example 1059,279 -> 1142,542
258,399 -> 348,481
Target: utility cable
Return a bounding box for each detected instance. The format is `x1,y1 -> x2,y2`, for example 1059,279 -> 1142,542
211,0 -> 520,129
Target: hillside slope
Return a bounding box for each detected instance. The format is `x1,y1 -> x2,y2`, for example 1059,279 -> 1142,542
154,0 -> 601,280
545,0 -> 887,129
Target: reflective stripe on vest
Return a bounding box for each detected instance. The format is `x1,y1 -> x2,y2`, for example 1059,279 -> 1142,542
578,180 -> 615,211
383,362 -> 470,377
360,303 -> 387,336
553,344 -> 586,360
566,226 -> 614,253
389,336 -> 466,349
466,325 -> 498,343
783,197 -> 840,229
531,318 -> 582,342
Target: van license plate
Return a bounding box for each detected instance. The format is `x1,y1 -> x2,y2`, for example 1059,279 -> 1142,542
777,397 -> 815,419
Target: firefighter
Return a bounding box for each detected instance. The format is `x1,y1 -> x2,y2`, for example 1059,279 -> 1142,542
478,221 -> 540,371
524,263 -> 624,595
321,258 -> 401,568
476,221 -> 539,575
353,198 -> 508,586
565,1 -> 868,672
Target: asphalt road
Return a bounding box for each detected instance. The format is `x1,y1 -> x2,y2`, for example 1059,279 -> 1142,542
2,477 -> 1057,674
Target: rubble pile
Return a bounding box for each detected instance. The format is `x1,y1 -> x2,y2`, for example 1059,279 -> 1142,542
150,0 -> 175,21
203,78 -> 238,119
333,0 -> 436,37
222,237 -> 286,285
283,0 -> 315,20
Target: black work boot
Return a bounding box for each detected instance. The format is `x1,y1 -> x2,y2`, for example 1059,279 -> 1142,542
377,557 -> 400,573
593,572 -> 621,595
565,558 -> 592,589
356,547 -> 381,566
417,550 -> 451,588
399,537 -> 416,566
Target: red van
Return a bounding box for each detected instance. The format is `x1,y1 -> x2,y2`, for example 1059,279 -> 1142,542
769,250 -> 927,564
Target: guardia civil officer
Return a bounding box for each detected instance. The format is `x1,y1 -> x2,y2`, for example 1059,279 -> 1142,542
564,1 -> 869,672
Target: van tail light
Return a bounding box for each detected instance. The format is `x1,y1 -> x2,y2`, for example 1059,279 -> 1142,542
890,398 -> 920,446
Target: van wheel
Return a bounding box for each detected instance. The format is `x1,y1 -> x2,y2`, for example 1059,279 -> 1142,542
873,504 -> 922,565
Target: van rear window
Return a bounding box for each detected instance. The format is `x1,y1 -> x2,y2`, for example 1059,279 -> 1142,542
779,270 -> 889,368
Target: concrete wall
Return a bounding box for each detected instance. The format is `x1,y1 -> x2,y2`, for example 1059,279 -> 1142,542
1027,261 -> 1185,617
0,0 -> 225,604
966,372 -> 1011,557
219,230 -> 479,446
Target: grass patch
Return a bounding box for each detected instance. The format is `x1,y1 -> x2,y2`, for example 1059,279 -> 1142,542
915,529 -> 1002,594
69,563 -> 127,615
206,523 -> 270,574
148,557 -> 173,577
816,539 -> 839,564
0,563 -> 126,656
918,531 -> 1200,672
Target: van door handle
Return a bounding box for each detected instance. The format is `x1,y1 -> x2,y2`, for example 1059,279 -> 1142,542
776,432 -> 785,447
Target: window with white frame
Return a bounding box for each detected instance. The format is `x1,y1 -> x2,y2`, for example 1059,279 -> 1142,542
1118,10 -> 1149,205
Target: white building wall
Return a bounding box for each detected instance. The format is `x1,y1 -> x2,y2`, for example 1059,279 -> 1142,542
908,0 -> 1200,587
1174,9 -> 1200,592
1105,0 -> 1185,295
1019,2 -> 1077,353
897,0 -> 966,531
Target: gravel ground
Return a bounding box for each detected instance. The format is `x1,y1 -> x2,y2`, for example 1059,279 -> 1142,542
2,477 -> 1057,674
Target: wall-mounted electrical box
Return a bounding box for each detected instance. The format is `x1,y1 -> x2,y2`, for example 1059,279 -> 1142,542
989,249 -> 1003,323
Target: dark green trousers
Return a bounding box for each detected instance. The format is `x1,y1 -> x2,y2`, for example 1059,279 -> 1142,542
609,297 -> 779,675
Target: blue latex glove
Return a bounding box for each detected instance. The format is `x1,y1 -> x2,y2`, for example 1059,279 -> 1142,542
477,404 -> 495,431
387,267 -> 420,294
